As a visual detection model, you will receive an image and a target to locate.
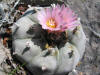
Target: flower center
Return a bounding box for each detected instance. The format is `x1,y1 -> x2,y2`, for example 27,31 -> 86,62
46,18 -> 56,28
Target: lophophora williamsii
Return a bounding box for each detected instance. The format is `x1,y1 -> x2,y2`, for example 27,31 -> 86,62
12,4 -> 86,75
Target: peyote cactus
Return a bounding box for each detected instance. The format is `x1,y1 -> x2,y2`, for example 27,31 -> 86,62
12,4 -> 86,75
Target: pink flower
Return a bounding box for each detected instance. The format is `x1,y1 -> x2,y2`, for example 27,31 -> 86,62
38,4 -> 79,32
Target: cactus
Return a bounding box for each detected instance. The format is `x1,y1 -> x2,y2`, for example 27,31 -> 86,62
12,6 -> 86,75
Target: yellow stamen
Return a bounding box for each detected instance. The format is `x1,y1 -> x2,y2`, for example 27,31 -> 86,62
46,18 -> 56,28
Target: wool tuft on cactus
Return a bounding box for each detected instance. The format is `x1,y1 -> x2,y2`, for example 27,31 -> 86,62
12,4 -> 86,75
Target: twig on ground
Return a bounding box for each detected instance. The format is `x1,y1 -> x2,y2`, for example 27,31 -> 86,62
86,23 -> 100,38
